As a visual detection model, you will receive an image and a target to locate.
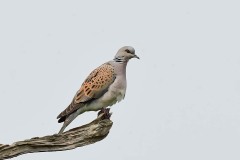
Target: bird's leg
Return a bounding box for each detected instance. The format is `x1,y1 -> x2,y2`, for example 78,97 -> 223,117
98,107 -> 105,116
98,107 -> 111,119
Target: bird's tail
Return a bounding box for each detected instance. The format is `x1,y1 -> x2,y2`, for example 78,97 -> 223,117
58,108 -> 85,134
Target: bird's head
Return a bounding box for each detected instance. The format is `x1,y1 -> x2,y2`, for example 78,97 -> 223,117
114,46 -> 140,62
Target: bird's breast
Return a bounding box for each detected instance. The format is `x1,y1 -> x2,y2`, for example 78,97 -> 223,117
85,75 -> 127,111
116,88 -> 126,102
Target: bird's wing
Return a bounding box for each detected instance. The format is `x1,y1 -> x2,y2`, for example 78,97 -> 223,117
57,62 -> 116,121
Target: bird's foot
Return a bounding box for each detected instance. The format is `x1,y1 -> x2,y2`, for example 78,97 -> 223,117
98,108 -> 111,119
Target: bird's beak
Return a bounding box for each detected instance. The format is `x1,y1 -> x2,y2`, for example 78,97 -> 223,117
134,54 -> 140,59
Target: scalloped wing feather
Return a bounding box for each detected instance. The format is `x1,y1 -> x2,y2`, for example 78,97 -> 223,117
57,62 -> 116,121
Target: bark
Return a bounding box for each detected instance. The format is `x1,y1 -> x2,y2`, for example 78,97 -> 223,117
0,113 -> 113,160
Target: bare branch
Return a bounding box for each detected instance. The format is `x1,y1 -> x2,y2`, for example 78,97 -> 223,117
0,113 -> 113,160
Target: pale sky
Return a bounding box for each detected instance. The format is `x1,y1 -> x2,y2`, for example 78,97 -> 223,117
0,0 -> 240,160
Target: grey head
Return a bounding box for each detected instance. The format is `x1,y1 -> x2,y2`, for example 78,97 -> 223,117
114,46 -> 140,63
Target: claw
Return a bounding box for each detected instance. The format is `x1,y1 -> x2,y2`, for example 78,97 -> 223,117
98,108 -> 111,119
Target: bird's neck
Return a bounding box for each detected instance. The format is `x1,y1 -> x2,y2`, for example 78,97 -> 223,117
113,56 -> 128,63
113,61 -> 128,75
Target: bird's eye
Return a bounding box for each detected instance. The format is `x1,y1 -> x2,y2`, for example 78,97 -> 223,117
125,49 -> 131,53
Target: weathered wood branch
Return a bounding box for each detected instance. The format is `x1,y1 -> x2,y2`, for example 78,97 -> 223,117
0,113 -> 113,160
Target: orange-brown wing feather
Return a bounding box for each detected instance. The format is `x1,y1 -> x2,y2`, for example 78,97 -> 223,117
57,63 -> 116,121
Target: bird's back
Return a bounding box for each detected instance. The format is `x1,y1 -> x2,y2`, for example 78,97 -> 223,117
57,61 -> 118,122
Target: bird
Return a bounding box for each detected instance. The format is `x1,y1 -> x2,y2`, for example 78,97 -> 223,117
57,46 -> 139,134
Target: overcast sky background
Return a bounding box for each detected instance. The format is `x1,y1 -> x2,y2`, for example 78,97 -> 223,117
0,0 -> 240,160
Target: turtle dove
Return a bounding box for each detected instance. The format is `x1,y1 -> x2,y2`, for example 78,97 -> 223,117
57,46 -> 139,134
